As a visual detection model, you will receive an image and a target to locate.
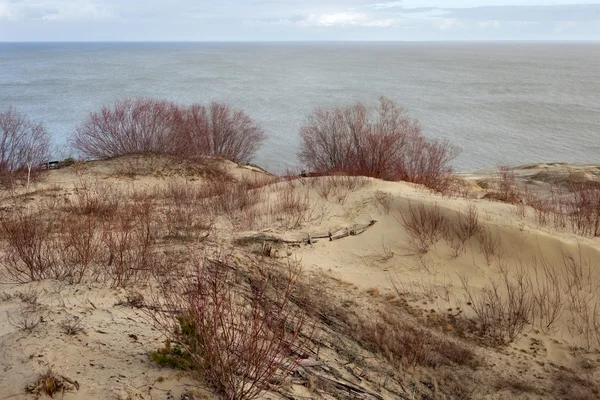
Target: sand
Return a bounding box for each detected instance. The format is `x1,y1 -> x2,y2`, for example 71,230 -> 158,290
1,157 -> 599,399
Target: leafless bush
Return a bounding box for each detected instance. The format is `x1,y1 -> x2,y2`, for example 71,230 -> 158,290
173,102 -> 266,164
14,287 -> 40,304
374,191 -> 393,214
59,315 -> 85,335
72,99 -> 266,164
72,98 -> 176,159
298,97 -> 459,192
398,203 -> 448,254
460,267 -> 533,343
556,245 -> 600,348
272,185 -> 316,229
530,255 -> 563,334
0,211 -> 58,283
70,168 -> 120,218
565,181 -> 600,237
454,203 -> 480,243
529,196 -> 553,227
59,213 -> 107,284
484,165 -> 522,204
103,202 -> 158,287
0,106 -> 50,188
150,255 -> 311,400
477,228 -> 501,266
7,305 -> 43,332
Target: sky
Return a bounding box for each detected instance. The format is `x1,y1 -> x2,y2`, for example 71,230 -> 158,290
1,1 -> 600,41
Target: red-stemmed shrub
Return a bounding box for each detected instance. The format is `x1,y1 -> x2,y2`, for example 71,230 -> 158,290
298,97 -> 459,192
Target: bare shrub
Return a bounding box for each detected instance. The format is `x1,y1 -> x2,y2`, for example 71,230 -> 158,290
398,203 -> 447,254
484,165 -> 521,204
565,180 -> 600,237
59,213 -> 107,284
460,267 -> 533,343
7,305 -> 43,332
150,255 -> 311,400
530,255 -> 563,334
272,185 -> 317,229
173,102 -> 266,164
70,168 -> 120,218
477,228 -> 501,266
557,245 -> 600,348
298,97 -> 459,192
454,203 -> 480,243
374,191 -> 393,214
103,203 -> 158,287
0,106 -> 50,188
72,99 -> 266,164
72,98 -> 176,159
0,211 -> 58,283
59,315 -> 85,335
529,196 -> 553,227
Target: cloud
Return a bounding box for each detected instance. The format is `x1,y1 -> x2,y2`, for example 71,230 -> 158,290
554,20 -> 578,33
477,20 -> 501,29
434,18 -> 463,30
1,0 -> 600,41
0,0 -> 117,22
41,3 -> 116,21
282,12 -> 396,28
366,1 -> 404,10
0,3 -> 15,20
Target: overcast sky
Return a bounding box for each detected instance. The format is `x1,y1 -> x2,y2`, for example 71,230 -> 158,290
1,1 -> 600,41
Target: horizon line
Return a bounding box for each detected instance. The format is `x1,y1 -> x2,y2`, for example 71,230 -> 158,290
1,39 -> 600,44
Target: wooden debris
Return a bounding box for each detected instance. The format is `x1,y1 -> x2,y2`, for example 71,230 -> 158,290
236,220 -> 377,248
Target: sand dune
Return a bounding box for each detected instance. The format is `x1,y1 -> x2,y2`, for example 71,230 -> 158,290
1,157 -> 599,399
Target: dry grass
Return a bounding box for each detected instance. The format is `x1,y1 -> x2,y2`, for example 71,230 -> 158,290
26,368 -> 78,398
551,368 -> 600,400
354,312 -> 478,370
312,175 -> 368,204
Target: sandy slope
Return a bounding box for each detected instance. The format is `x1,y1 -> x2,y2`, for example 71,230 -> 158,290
1,158 -> 599,399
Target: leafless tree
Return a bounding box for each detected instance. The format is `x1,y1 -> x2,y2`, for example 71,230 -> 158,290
73,99 -> 265,165
174,102 -> 265,164
0,106 -> 50,188
299,97 -> 460,191
72,98 -> 176,159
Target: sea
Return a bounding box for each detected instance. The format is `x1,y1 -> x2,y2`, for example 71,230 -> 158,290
1,42 -> 599,173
